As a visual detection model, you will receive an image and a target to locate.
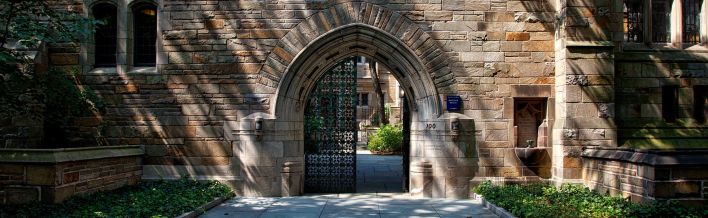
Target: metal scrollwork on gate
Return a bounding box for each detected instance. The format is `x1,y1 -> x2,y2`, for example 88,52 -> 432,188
304,57 -> 357,193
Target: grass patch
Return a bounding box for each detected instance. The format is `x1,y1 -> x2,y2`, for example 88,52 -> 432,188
0,179 -> 232,218
474,181 -> 707,218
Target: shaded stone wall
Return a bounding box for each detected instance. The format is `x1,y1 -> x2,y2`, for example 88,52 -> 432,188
30,0 -> 707,199
609,0 -> 708,148
551,0 -> 620,184
0,146 -> 143,204
615,55 -> 708,148
44,0 -> 559,198
582,148 -> 708,206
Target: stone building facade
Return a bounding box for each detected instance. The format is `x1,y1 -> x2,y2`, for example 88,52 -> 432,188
27,0 -> 708,201
355,58 -> 403,126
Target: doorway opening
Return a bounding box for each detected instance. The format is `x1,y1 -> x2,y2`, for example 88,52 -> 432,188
303,56 -> 410,194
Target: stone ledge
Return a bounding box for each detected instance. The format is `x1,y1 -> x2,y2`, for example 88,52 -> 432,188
616,51 -> 708,61
566,41 -> 614,47
581,147 -> 708,166
176,193 -> 235,218
85,67 -> 157,75
479,196 -> 517,218
0,145 -> 144,163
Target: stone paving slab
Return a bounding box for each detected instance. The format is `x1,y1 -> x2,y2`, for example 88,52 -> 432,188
200,151 -> 497,217
200,193 -> 498,218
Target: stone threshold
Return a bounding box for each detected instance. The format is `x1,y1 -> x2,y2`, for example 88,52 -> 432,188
582,147 -> 708,166
176,192 -> 235,218
0,145 -> 144,163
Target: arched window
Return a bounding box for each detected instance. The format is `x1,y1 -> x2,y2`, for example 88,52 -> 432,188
132,3 -> 157,67
93,3 -> 117,67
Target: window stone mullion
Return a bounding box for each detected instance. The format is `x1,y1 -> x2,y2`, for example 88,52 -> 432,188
674,0 -> 683,46
646,0 -> 653,44
117,2 -> 129,74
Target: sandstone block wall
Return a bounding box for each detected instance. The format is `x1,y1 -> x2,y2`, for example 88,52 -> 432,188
582,148 -> 708,206
609,0 -> 708,149
0,146 -> 143,204
29,0 -> 708,199
47,0 -> 558,193
615,55 -> 708,148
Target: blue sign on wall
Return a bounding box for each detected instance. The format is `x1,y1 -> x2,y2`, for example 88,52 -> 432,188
446,95 -> 462,111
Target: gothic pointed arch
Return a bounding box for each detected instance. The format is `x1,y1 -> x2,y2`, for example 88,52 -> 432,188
260,3 -> 458,120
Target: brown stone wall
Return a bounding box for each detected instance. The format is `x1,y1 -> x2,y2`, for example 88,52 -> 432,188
0,156 -> 141,204
549,0 -> 622,184
45,0 -> 558,186
610,0 -> 708,148
29,0 -> 707,198
582,148 -> 708,205
615,57 -> 708,148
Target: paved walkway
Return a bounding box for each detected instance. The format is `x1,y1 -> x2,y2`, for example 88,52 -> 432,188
199,193 -> 498,218
200,151 -> 497,218
356,150 -> 404,193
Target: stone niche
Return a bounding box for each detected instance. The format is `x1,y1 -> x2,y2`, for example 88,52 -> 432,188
507,85 -> 555,147
513,99 -> 548,148
506,85 -> 554,179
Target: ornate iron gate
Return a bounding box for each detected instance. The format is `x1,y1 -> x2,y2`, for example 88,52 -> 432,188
304,57 -> 357,193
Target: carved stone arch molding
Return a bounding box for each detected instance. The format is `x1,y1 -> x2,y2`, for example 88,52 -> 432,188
262,2 -> 458,121
233,3 -> 476,198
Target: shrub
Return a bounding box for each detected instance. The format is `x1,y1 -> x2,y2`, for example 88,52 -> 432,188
0,179 -> 232,218
367,124 -> 403,152
42,68 -> 106,147
473,181 -> 707,218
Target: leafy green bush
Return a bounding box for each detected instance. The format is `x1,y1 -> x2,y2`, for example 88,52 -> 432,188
42,68 -> 106,147
368,124 -> 403,152
473,181 -> 707,218
0,179 -> 232,218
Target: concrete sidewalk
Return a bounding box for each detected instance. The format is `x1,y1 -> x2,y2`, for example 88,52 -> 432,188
356,150 -> 404,193
199,151 -> 497,217
199,193 -> 498,218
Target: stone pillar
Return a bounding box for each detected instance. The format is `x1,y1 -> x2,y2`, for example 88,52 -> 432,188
409,113 -> 475,198
410,160 -> 432,197
116,0 -> 128,74
552,0 -> 618,185
281,161 -> 303,197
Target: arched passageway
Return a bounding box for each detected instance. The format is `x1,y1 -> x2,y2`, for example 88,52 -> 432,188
234,3 -> 476,198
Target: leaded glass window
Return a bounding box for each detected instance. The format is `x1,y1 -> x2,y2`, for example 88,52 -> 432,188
132,3 -> 157,67
624,0 -> 644,42
683,0 -> 702,44
93,3 -> 117,67
653,0 -> 672,43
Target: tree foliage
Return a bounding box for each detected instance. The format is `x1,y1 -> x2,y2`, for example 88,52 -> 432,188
1,0 -> 99,115
1,0 -> 104,147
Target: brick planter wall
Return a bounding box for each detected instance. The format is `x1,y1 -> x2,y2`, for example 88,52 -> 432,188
582,147 -> 708,206
0,145 -> 144,204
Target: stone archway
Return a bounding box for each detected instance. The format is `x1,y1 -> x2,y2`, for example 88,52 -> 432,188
262,2 -> 458,119
232,3 -> 477,198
